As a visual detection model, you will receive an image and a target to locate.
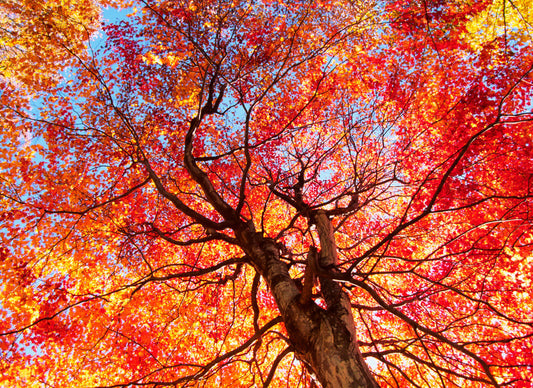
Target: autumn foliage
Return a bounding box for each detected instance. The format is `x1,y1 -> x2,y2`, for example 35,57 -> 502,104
1,0 -> 532,387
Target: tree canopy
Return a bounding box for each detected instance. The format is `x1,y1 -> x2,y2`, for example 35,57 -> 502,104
1,0 -> 532,387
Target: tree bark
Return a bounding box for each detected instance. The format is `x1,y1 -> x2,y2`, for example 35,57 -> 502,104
235,217 -> 379,388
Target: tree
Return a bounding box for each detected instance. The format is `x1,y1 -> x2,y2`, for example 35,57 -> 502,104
1,0 -> 532,386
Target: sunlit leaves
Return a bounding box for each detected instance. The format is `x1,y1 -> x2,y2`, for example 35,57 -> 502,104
1,0 -> 532,386
0,0 -> 103,88
464,0 -> 533,50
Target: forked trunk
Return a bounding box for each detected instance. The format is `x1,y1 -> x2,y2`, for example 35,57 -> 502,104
236,212 -> 379,387
283,295 -> 379,387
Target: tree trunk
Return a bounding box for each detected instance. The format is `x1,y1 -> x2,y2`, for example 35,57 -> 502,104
235,214 -> 379,388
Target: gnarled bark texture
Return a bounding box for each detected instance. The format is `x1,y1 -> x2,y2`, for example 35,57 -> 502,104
235,212 -> 379,388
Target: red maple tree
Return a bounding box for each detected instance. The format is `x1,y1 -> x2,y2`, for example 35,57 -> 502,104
1,0 -> 532,387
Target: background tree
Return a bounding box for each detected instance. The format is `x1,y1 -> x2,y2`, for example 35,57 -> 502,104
1,0 -> 532,387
